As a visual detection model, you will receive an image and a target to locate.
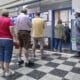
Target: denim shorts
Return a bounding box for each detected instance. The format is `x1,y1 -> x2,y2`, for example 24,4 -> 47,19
0,39 -> 13,63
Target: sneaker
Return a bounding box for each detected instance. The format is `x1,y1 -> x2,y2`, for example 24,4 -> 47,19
54,49 -> 57,52
41,56 -> 46,59
59,50 -> 62,52
34,54 -> 36,57
25,61 -> 34,67
29,60 -> 34,66
0,69 -> 5,77
5,70 -> 15,77
75,52 -> 80,57
18,60 -> 24,66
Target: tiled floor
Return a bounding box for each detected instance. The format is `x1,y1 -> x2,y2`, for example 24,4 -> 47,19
0,50 -> 80,80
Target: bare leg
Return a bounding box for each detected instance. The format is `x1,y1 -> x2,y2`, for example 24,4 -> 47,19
40,38 -> 44,59
24,48 -> 29,63
40,48 -> 44,58
0,61 -> 5,76
32,46 -> 36,57
24,48 -> 34,67
4,62 -> 15,76
18,47 -> 22,61
4,62 -> 9,72
17,47 -> 24,65
0,61 -> 4,70
24,49 -> 29,58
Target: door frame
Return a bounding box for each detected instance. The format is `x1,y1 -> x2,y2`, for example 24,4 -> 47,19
51,7 -> 72,50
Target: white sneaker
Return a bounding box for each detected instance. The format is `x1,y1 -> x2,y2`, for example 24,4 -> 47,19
0,69 -> 5,77
54,49 -> 57,52
5,70 -> 15,77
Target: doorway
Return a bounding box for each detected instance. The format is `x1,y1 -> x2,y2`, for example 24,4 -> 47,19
52,8 -> 72,50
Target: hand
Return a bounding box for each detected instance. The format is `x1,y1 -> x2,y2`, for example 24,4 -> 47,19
14,40 -> 20,49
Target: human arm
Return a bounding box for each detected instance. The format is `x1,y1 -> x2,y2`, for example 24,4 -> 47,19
26,17 -> 32,28
75,19 -> 80,29
42,20 -> 45,29
9,19 -> 19,43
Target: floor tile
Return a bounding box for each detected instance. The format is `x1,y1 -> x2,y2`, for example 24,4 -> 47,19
16,67 -> 34,75
45,62 -> 59,68
51,59 -> 65,64
65,72 -> 80,80
58,57 -> 68,60
62,78 -> 68,80
67,58 -> 79,63
29,63 -> 42,69
0,77 -> 6,80
63,61 -> 77,66
56,64 -> 73,71
37,66 -> 54,73
35,60 -> 49,65
16,75 -> 36,80
71,67 -> 80,74
0,50 -> 80,80
41,57 -> 53,61
75,63 -> 80,68
27,70 -> 46,79
39,74 -> 62,80
50,69 -> 68,77
3,72 -> 23,80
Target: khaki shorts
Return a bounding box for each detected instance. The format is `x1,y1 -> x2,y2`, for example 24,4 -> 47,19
32,37 -> 44,49
18,30 -> 31,49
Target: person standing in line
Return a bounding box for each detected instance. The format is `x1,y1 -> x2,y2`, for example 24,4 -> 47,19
54,19 -> 64,52
32,12 -> 45,59
0,10 -> 18,76
64,23 -> 70,43
16,9 -> 34,67
74,11 -> 80,56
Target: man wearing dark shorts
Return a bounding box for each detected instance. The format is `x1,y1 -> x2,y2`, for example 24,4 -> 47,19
16,9 -> 33,66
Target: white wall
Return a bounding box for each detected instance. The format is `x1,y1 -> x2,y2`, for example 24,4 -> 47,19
72,0 -> 80,11
0,0 -> 15,6
71,0 -> 80,51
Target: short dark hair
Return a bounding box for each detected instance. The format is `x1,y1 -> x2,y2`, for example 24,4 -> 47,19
21,9 -> 27,14
35,12 -> 40,16
76,12 -> 80,17
1,10 -> 9,17
58,19 -> 62,24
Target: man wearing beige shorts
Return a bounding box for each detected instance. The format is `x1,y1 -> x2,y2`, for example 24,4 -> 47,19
32,12 -> 45,59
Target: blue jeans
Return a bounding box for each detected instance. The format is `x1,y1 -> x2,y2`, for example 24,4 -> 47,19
54,38 -> 63,51
0,39 -> 13,63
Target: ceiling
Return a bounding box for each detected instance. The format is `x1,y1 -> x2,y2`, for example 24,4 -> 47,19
0,0 -> 71,9
0,0 -> 37,9
0,0 -> 19,6
27,0 -> 71,8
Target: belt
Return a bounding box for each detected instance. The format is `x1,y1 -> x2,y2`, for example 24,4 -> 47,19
19,30 -> 30,33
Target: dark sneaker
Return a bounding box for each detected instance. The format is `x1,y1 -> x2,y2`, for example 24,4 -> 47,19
25,61 -> 34,67
18,60 -> 24,66
59,50 -> 62,52
34,54 -> 36,57
41,56 -> 46,59
25,62 -> 29,67
75,52 -> 80,57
